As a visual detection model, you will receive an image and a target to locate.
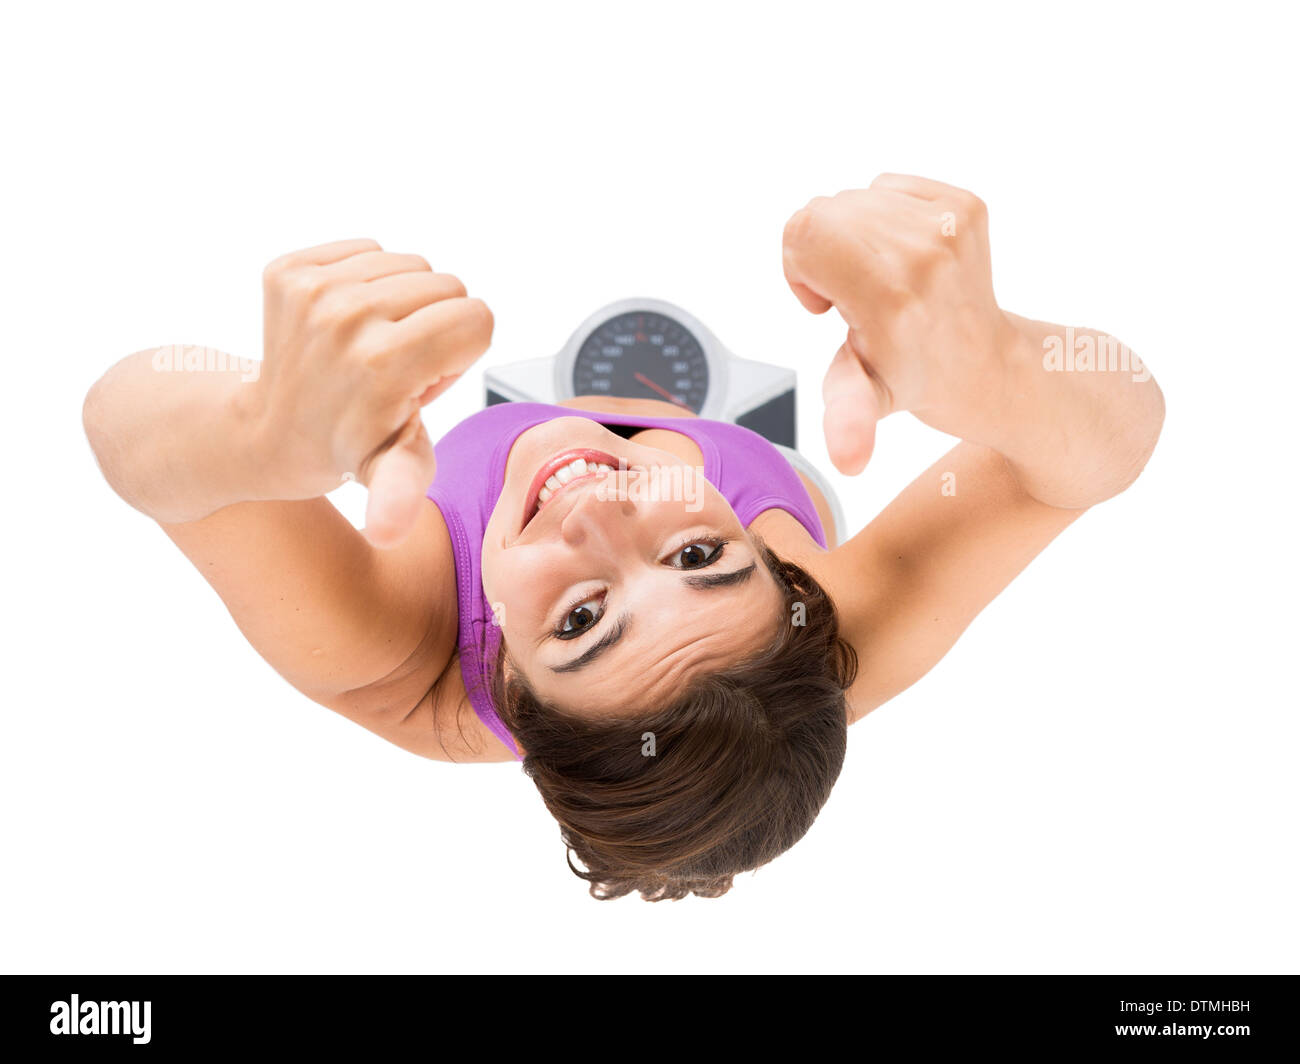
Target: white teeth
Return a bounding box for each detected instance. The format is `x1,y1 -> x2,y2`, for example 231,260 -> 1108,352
554,458 -> 592,484
534,457 -> 616,514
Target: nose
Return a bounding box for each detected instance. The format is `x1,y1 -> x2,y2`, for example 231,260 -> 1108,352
559,481 -> 636,547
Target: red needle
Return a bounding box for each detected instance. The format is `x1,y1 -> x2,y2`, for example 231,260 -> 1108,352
633,371 -> 692,411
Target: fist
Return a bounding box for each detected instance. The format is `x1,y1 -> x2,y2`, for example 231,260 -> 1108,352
781,175 -> 1014,474
252,239 -> 493,546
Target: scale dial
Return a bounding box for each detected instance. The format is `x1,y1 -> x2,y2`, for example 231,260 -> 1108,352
570,310 -> 710,413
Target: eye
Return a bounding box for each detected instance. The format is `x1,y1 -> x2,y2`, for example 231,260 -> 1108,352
555,592 -> 605,640
549,538 -> 728,641
670,538 -> 726,569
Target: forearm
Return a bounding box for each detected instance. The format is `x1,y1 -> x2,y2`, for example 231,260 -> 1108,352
975,312 -> 1166,509
82,347 -> 268,523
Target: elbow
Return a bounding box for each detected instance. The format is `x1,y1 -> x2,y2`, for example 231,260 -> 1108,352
82,377 -> 125,504
1146,376 -> 1167,457
81,354 -> 140,487
81,374 -> 111,467
1110,372 -> 1166,499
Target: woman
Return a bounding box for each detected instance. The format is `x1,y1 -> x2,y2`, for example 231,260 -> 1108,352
81,175 -> 1166,901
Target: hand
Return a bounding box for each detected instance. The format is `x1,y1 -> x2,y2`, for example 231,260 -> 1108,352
781,174 -> 1017,474
249,239 -> 493,547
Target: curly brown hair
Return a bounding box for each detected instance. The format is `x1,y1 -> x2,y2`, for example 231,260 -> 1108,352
488,532 -> 858,901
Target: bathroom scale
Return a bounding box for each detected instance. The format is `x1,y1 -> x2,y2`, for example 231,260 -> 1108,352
483,297 -> 798,448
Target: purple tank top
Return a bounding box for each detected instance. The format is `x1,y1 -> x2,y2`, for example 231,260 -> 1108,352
424,401 -> 827,760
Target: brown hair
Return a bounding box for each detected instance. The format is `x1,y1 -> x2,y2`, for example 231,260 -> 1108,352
488,534 -> 858,901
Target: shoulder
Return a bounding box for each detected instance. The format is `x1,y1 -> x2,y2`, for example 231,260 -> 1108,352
423,653 -> 522,762
337,647 -> 521,764
393,501 -> 519,763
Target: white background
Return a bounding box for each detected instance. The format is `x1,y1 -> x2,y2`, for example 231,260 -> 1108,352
2,0 -> 1295,974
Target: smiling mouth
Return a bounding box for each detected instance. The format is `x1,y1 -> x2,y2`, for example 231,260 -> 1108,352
521,448 -> 640,532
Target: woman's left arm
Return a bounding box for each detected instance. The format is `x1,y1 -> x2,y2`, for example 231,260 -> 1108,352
84,239 -> 491,744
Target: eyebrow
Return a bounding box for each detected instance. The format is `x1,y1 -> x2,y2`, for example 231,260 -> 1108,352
682,561 -> 756,591
548,562 -> 758,673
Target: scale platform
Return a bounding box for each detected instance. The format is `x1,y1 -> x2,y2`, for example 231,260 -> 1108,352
483,296 -> 798,449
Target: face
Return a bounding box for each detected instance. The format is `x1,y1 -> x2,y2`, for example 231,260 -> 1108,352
480,416 -> 785,716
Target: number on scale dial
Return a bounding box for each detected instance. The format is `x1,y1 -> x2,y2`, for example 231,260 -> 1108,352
571,311 -> 710,413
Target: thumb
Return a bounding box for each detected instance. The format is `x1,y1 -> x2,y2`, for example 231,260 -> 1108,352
822,339 -> 886,476
361,411 -> 437,549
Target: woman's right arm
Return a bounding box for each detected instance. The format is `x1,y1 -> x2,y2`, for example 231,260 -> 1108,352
782,177 -> 1164,720
82,240 -> 496,755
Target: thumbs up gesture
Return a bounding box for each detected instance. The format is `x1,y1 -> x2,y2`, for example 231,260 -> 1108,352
781,175 -> 1018,474
250,239 -> 493,547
